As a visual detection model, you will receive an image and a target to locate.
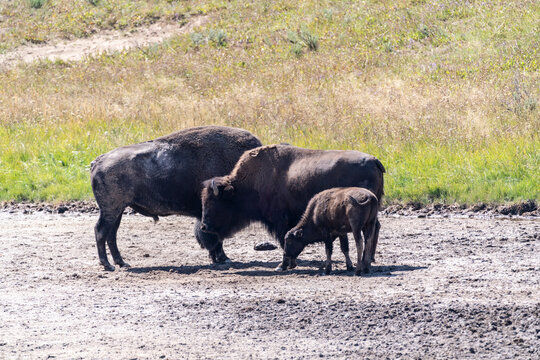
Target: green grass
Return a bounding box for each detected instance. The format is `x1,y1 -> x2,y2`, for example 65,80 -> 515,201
0,0 -> 539,205
1,119 -> 538,204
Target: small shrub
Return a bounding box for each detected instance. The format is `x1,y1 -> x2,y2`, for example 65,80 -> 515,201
87,0 -> 99,6
292,43 -> 304,57
190,32 -> 205,46
510,73 -> 538,115
287,26 -> 319,56
29,0 -> 45,9
209,29 -> 227,47
298,26 -> 319,51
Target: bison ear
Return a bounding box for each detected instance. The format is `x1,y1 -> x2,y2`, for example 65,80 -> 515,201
294,229 -> 303,238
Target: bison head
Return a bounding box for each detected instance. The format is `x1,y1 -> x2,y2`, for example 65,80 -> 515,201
283,228 -> 307,259
200,177 -> 236,238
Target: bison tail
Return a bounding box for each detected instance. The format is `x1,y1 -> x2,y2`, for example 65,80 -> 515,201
348,194 -> 374,207
90,154 -> 105,172
375,159 -> 385,209
375,159 -> 386,173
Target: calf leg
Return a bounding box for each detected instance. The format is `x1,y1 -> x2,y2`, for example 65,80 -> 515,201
339,235 -> 354,271
351,226 -> 365,276
361,221 -> 377,274
94,209 -> 123,271
324,238 -> 333,275
276,254 -> 292,272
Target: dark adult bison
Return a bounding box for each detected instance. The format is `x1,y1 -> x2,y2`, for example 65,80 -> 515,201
199,144 -> 385,271
90,126 -> 262,271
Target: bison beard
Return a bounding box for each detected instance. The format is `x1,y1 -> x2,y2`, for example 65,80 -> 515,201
200,144 -> 385,271
90,126 -> 262,271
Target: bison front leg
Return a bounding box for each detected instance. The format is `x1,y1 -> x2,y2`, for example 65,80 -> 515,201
324,238 -> 333,275
209,242 -> 231,264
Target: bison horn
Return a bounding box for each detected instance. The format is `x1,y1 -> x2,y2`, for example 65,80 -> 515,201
211,179 -> 219,196
249,149 -> 260,157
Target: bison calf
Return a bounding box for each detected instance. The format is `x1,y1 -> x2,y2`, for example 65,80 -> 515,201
283,187 -> 379,275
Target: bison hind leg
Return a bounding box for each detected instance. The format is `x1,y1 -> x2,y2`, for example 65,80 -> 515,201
105,212 -> 130,268
339,235 -> 354,271
95,209 -> 124,271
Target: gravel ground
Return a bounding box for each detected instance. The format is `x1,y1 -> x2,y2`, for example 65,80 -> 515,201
0,211 -> 538,359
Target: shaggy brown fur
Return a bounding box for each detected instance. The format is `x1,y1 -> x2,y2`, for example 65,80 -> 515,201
284,187 -> 379,275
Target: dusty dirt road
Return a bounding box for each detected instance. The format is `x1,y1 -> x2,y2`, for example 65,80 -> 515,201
0,211 -> 538,359
0,16 -> 208,67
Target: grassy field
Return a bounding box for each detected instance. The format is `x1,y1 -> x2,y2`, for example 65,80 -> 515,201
0,0 -> 538,204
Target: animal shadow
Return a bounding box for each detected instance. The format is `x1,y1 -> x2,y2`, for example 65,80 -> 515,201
127,260 -> 282,275
232,262 -> 427,277
127,261 -> 426,277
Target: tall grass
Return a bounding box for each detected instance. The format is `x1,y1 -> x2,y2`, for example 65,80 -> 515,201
0,0 -> 538,204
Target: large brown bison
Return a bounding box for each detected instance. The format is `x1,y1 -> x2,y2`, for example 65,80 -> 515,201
91,126 -> 262,271
283,187 -> 379,275
199,144 -> 385,271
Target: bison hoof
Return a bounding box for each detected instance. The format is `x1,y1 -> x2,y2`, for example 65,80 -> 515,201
346,265 -> 354,272
354,269 -> 362,276
103,264 -> 115,272
213,257 -> 231,265
275,265 -> 287,272
118,262 -> 131,268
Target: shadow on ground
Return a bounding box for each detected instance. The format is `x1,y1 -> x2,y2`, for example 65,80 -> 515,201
232,263 -> 427,277
127,261 -> 426,277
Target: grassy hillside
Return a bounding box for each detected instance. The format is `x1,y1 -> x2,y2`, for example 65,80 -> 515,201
0,0 -> 538,204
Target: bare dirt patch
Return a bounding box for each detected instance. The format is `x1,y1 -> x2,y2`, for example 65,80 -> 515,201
0,212 -> 538,359
0,16 -> 207,67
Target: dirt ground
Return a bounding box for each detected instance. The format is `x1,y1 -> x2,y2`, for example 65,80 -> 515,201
0,16 -> 207,67
0,211 -> 538,359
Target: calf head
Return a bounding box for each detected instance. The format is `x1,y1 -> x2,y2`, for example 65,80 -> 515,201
284,228 -> 307,259
200,177 -> 236,238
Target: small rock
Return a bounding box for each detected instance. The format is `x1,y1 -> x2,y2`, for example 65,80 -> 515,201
57,206 -> 68,214
254,242 -> 278,251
